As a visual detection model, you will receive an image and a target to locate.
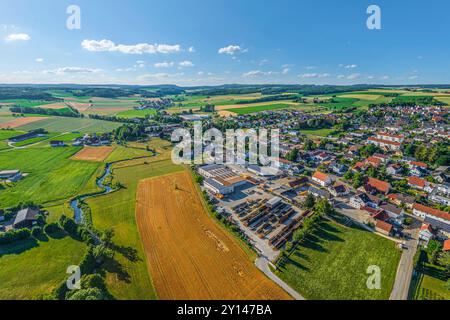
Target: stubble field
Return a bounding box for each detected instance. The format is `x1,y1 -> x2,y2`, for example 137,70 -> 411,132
135,170 -> 291,300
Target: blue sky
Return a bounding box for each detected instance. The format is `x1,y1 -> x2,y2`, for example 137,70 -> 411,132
0,0 -> 449,85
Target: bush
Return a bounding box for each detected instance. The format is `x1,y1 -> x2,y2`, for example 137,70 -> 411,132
44,222 -> 62,235
0,228 -> 31,245
31,226 -> 42,238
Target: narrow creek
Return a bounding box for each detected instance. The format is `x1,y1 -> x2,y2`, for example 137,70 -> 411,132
70,163 -> 113,224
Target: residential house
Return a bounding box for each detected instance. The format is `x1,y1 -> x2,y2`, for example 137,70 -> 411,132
308,186 -> 331,199
408,176 -> 433,192
386,164 -> 403,176
312,171 -> 332,187
379,203 -> 404,225
350,193 -> 377,209
365,177 -> 391,195
387,193 -> 415,209
419,224 -> 434,243
375,220 -> 394,236
328,183 -> 349,197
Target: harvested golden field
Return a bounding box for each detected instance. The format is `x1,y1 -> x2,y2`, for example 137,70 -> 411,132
35,103 -> 67,109
71,146 -> 115,162
136,171 -> 291,300
67,102 -> 92,112
0,116 -> 48,129
218,110 -> 237,117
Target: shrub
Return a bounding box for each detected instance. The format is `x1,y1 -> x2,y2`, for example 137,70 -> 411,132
0,228 -> 31,245
44,222 -> 61,235
31,226 -> 42,238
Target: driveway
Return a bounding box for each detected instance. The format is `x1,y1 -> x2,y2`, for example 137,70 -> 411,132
255,257 -> 305,300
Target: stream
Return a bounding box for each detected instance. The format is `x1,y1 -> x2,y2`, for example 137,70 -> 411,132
70,163 -> 113,224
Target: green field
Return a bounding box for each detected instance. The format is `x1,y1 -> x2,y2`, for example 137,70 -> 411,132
16,117 -> 122,133
226,103 -> 295,114
116,109 -> 157,119
0,99 -> 56,108
411,262 -> 450,300
0,129 -> 25,140
105,145 -> 153,163
86,139 -> 183,299
0,147 -> 100,207
0,235 -> 87,299
275,218 -> 402,300
299,128 -> 337,137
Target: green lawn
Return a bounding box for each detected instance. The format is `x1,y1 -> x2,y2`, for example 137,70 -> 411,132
0,235 -> 87,299
411,263 -> 450,300
275,218 -> 402,300
0,146 -> 100,207
86,149 -> 183,299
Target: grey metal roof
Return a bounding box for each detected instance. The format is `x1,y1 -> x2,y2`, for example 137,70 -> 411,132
13,208 -> 39,226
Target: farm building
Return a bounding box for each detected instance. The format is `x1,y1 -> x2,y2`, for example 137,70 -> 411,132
13,208 -> 39,229
199,164 -> 247,196
8,131 -> 39,142
0,170 -> 23,182
50,140 -> 65,147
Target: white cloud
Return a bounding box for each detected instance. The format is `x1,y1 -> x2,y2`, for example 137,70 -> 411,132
346,73 -> 361,80
300,73 -> 330,78
198,71 -> 205,76
35,58 -> 44,63
409,75 -> 419,80
81,39 -> 181,54
43,67 -> 103,75
337,75 -> 345,79
135,60 -> 146,68
5,33 -> 31,42
305,66 -> 317,70
344,64 -> 358,69
179,60 -> 194,67
218,45 -> 246,55
154,61 -> 174,68
282,68 -> 291,75
379,75 -> 390,80
188,46 -> 196,53
243,70 -> 278,77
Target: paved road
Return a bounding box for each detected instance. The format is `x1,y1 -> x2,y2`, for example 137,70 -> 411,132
389,229 -> 419,300
255,257 -> 305,300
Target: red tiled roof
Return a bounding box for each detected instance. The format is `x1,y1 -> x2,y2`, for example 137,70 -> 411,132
312,171 -> 330,183
410,161 -> 428,169
368,137 -> 402,146
408,176 -> 426,188
377,132 -> 404,139
367,156 -> 382,166
375,220 -> 393,233
413,203 -> 450,222
367,177 -> 391,194
444,239 -> 450,251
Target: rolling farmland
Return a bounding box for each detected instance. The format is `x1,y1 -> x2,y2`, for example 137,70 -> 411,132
136,171 -> 291,300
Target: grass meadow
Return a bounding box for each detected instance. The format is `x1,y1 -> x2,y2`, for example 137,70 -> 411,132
275,218 -> 401,300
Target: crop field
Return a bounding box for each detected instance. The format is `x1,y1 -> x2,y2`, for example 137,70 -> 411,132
0,99 -> 56,108
0,129 -> 25,140
275,218 -> 401,300
0,235 -> 87,299
225,103 -> 295,115
71,146 -> 115,162
0,116 -> 49,129
170,93 -> 263,109
16,117 -> 122,133
0,147 -> 100,207
105,145 -> 153,163
86,140 -> 184,299
136,170 -> 291,300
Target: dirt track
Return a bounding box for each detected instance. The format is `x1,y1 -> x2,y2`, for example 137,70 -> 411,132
136,171 -> 291,300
